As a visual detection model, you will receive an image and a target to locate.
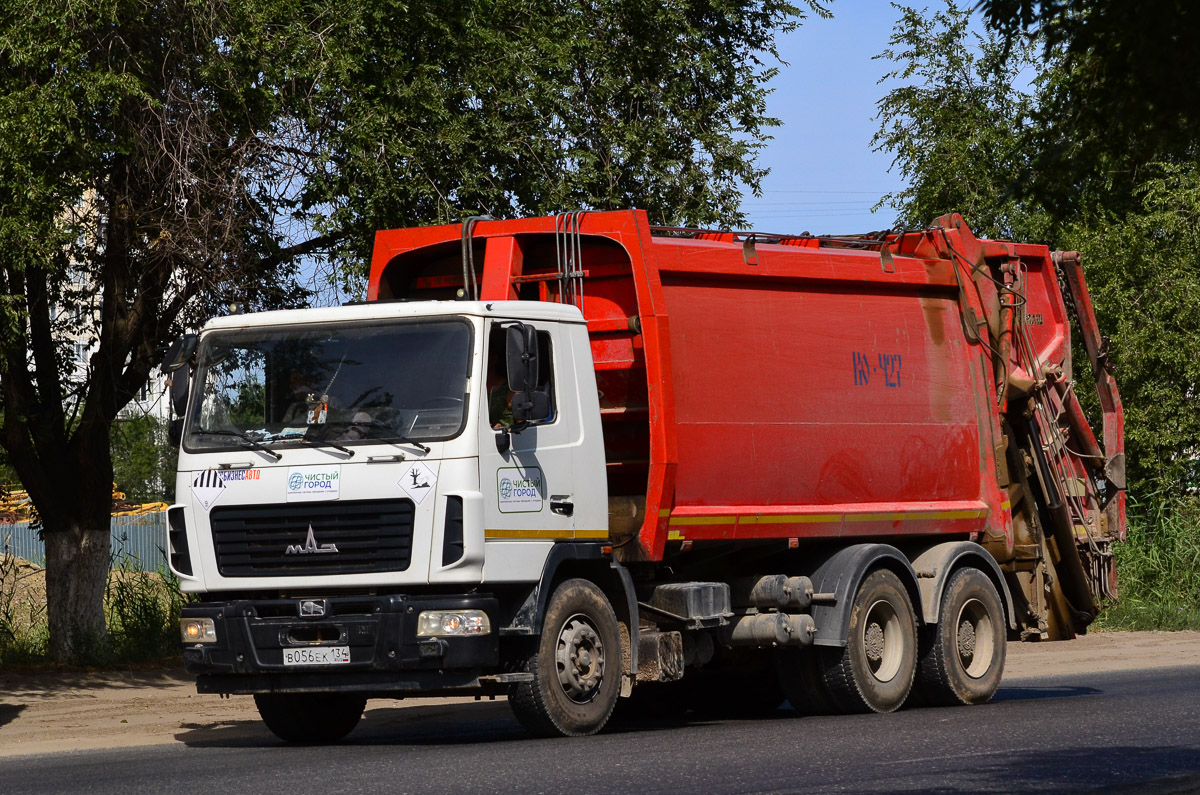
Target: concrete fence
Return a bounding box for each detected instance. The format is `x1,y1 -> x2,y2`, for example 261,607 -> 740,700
0,513 -> 168,572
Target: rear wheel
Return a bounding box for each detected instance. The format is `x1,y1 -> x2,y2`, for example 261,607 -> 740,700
254,693 -> 366,744
915,567 -> 1006,705
508,578 -> 621,737
819,568 -> 918,713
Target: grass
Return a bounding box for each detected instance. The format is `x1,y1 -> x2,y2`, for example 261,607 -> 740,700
1095,493 -> 1200,631
0,544 -> 186,668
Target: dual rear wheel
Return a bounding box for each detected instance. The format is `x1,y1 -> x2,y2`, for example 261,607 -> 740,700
779,566 -> 1006,714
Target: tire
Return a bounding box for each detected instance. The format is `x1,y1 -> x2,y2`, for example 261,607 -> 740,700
915,567 -> 1006,706
777,647 -> 838,716
508,578 -> 622,737
818,568 -> 918,714
253,692 -> 366,744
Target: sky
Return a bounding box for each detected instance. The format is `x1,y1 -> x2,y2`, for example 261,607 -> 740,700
740,2 -> 915,235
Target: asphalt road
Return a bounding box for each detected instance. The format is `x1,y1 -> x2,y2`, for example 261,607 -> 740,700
4,666 -> 1199,794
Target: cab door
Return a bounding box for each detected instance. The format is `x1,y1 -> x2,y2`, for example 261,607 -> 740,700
477,319 -> 582,581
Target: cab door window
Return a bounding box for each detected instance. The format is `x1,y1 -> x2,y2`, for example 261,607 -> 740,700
486,324 -> 555,428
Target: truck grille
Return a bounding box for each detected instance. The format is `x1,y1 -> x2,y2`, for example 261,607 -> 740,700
209,499 -> 414,577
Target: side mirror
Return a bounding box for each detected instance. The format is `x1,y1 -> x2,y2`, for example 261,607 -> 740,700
512,389 -> 551,424
168,418 -> 184,447
170,371 -> 190,416
161,334 -> 198,374
505,324 -> 539,393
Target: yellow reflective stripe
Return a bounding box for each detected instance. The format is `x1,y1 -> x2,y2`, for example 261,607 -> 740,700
485,529 -> 609,540
739,514 -> 841,524
658,508 -> 672,518
845,509 -> 986,522
668,515 -> 736,526
667,530 -> 685,541
1001,500 -> 1011,510
665,509 -> 989,527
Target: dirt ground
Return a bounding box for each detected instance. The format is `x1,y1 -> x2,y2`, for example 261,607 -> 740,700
2,630 -> 1198,758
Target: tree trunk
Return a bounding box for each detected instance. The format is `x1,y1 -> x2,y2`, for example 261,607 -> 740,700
45,524 -> 111,663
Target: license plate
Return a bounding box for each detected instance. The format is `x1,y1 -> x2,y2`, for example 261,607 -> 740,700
283,646 -> 351,666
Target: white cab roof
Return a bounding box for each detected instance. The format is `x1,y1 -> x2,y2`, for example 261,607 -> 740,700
200,300 -> 586,333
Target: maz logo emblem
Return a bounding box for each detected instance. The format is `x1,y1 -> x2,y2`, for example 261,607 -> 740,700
299,599 -> 327,617
285,524 -> 339,556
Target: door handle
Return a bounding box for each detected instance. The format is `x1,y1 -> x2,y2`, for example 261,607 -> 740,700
550,496 -> 574,516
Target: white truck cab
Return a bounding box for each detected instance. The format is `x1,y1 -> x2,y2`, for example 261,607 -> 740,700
169,300 -> 618,739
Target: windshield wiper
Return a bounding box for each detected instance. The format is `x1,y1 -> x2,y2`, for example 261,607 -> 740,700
305,434 -> 355,458
190,429 -> 282,461
323,419 -> 432,454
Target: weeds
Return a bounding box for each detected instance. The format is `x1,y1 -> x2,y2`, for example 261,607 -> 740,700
0,537 -> 49,663
0,532 -> 186,667
1096,493 -> 1200,631
105,556 -> 187,663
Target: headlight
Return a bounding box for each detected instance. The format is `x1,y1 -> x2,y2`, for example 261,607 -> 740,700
180,618 -> 217,644
416,610 -> 491,637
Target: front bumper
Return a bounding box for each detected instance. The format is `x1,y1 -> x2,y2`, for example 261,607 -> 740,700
182,593 -> 506,696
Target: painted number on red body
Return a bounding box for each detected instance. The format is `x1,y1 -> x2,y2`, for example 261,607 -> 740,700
852,352 -> 902,388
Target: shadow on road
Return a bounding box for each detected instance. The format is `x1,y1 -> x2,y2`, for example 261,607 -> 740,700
0,666 -> 191,697
936,745 -> 1200,793
0,703 -> 26,729
175,719 -> 273,748
175,700 -> 526,748
993,684 -> 1102,702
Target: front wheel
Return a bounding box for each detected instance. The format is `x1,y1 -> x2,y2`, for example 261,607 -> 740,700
254,693 -> 366,744
508,578 -> 622,737
819,568 -> 918,713
914,567 -> 1006,706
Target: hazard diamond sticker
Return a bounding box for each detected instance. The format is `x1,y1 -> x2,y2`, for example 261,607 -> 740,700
190,470 -> 226,512
398,462 -> 437,505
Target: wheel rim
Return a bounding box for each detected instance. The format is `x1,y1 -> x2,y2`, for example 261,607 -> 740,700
955,597 -> 995,679
555,613 -> 606,703
861,598 -> 904,683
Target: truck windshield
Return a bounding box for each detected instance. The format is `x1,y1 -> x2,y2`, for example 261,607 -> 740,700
184,319 -> 472,451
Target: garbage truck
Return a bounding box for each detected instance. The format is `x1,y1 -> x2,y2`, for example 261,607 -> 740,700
164,209 -> 1124,742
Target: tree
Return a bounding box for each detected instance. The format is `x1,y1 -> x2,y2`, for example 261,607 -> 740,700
299,0 -> 829,273
1065,164 -> 1200,489
0,0 -> 823,661
977,0 -> 1200,213
871,1 -> 1046,240
111,414 -> 176,505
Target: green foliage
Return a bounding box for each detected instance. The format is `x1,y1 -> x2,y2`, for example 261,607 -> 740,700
302,0 -> 828,269
111,415 -> 176,504
104,561 -> 188,664
1062,163 -> 1200,489
978,0 -> 1200,206
871,1 -> 1047,240
0,552 -> 49,664
1095,495 -> 1200,631
228,381 -> 266,428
